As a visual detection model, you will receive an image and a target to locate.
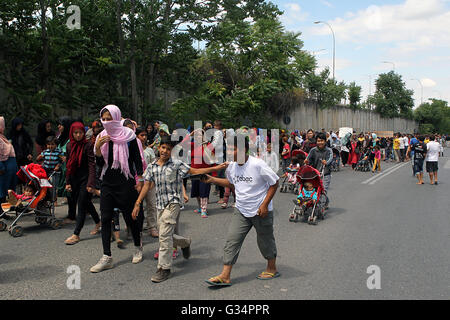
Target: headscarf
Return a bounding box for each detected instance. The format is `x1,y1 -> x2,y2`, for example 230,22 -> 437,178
9,117 -> 32,160
0,116 -> 15,161
159,123 -> 170,136
0,116 -> 5,136
9,117 -> 32,143
36,120 -> 55,147
96,105 -> 136,179
66,122 -> 87,177
57,116 -> 74,146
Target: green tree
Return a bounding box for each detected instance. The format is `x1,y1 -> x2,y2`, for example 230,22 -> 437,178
370,71 -> 414,118
172,16 -> 315,127
414,99 -> 450,134
348,82 -> 362,110
304,67 -> 346,109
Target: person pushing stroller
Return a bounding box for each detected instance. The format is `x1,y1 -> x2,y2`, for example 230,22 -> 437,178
304,132 -> 333,201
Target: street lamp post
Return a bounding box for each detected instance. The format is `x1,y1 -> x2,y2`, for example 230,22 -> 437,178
314,21 -> 335,79
381,61 -> 395,71
411,78 -> 423,105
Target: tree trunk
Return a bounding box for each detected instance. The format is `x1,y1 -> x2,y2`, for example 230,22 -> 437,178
130,0 -> 138,122
40,0 -> 49,104
116,0 -> 127,104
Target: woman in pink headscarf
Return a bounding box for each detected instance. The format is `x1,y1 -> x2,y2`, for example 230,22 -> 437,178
89,105 -> 145,273
0,116 -> 18,213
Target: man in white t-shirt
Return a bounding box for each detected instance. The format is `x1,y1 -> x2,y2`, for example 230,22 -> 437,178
425,135 -> 440,185
202,135 -> 280,286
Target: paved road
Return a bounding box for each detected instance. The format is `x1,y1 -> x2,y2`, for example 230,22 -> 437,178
1,151 -> 449,300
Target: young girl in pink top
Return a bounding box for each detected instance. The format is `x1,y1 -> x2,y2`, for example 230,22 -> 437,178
372,145 -> 381,173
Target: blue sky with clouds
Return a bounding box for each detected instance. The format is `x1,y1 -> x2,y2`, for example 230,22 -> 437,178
272,0 -> 450,107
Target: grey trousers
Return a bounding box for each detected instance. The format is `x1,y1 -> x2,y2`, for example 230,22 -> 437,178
223,208 -> 277,265
157,203 -> 191,270
323,174 -> 331,192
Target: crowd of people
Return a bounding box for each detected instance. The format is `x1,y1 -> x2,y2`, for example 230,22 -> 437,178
0,110 -> 447,285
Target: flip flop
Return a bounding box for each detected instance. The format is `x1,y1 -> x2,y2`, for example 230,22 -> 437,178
256,271 -> 281,280
205,276 -> 232,286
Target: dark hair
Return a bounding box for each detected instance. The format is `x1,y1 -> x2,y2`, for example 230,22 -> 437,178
214,120 -> 222,128
24,184 -> 36,193
430,135 -> 435,141
307,129 -> 314,134
418,135 -> 424,142
56,117 -> 74,145
123,119 -> 133,127
316,132 -> 327,141
46,136 -> 56,144
100,108 -> 109,116
36,120 -> 54,146
232,135 -> 249,152
159,135 -> 175,149
135,126 -> 146,136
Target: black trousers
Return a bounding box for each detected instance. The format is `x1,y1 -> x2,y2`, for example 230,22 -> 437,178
100,180 -> 141,256
341,151 -> 349,166
69,177 -> 100,236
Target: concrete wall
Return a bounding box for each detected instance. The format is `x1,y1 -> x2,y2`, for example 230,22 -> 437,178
279,100 -> 418,133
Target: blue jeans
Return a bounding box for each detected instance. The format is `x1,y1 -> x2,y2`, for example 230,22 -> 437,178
0,157 -> 17,199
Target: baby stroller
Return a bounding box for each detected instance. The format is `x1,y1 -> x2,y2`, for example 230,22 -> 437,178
330,148 -> 341,172
0,164 -> 62,237
279,149 -> 307,194
355,150 -> 371,172
289,165 -> 328,225
280,166 -> 300,193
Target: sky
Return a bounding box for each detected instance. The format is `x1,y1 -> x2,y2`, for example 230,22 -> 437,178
273,0 -> 450,107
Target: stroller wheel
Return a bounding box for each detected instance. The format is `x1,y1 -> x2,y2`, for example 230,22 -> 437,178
9,225 -> 24,237
0,220 -> 7,231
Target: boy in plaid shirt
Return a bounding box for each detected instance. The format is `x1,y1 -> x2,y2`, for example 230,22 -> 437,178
133,136 -> 226,283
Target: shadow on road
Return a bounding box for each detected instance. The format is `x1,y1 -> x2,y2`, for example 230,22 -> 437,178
0,265 -> 60,284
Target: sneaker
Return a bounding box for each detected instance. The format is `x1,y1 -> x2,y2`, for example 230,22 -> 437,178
90,255 -> 113,273
132,246 -> 143,264
193,208 -> 201,214
151,268 -> 171,283
201,211 -> 208,218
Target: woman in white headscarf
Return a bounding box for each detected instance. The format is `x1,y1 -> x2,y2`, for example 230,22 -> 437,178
0,116 -> 18,214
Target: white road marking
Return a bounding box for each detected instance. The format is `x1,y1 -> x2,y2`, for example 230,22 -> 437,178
368,162 -> 409,185
361,162 -> 403,184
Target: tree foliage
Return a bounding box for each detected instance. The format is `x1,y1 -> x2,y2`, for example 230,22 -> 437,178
369,71 -> 414,119
348,82 -> 362,110
414,99 -> 450,134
